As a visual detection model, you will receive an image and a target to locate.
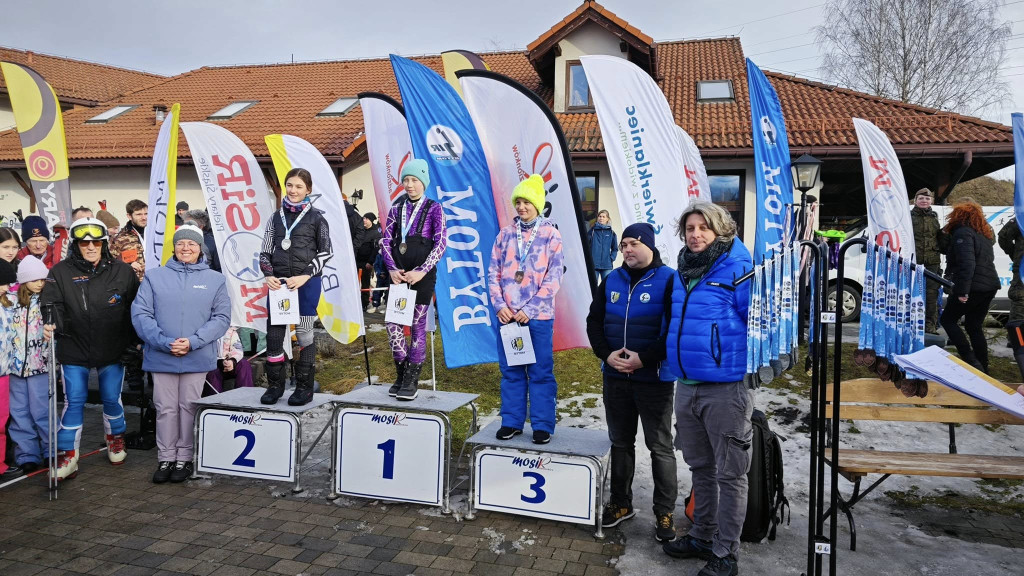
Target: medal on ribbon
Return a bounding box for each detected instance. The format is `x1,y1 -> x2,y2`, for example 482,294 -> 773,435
279,204 -> 311,251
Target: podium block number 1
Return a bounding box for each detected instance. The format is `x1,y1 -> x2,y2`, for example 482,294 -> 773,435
378,439 -> 396,479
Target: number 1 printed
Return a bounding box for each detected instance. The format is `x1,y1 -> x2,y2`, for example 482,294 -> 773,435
377,439 -> 395,479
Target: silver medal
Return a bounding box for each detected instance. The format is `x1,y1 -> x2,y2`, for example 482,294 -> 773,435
399,242 -> 407,255
281,238 -> 291,250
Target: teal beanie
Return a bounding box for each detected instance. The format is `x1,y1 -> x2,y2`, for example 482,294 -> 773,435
399,158 -> 430,190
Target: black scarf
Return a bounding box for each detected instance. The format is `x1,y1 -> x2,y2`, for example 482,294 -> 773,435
678,239 -> 732,280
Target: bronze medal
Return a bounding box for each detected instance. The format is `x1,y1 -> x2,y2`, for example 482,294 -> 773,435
399,242 -> 408,255
514,271 -> 525,283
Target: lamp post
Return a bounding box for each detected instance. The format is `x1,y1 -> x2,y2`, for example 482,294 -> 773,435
791,153 -> 822,240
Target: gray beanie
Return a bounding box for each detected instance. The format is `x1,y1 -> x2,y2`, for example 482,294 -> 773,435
173,224 -> 204,247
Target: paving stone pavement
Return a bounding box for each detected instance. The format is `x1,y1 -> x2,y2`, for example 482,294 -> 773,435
0,406 -> 625,576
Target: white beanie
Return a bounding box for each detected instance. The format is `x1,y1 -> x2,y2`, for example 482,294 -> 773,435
17,255 -> 49,284
173,224 -> 204,247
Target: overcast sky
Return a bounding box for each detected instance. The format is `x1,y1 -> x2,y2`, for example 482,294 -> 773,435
3,0 -> 1023,167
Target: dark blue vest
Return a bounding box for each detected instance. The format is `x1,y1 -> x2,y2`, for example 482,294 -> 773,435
602,264 -> 675,382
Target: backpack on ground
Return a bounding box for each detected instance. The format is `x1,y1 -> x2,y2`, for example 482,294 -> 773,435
683,408 -> 790,542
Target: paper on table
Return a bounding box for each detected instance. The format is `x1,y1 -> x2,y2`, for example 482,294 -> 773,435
269,287 -> 300,325
893,346 -> 1024,420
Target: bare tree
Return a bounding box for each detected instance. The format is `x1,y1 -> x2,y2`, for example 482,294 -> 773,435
816,0 -> 1012,115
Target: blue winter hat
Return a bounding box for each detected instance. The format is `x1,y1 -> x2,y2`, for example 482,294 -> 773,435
622,222 -> 657,253
21,215 -> 49,241
399,158 -> 430,190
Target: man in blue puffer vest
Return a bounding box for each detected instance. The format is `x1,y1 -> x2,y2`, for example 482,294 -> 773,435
586,223 -> 678,543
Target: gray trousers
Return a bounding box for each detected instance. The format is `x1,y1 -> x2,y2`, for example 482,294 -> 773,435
674,381 -> 754,559
152,372 -> 206,462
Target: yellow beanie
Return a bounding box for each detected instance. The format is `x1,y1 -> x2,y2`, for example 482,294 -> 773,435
511,174 -> 546,214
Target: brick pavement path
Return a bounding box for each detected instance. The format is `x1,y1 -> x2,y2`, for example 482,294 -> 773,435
0,407 -> 625,576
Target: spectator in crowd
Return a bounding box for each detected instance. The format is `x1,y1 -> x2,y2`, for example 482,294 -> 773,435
258,168 -> 333,406
941,200 -> 1000,373
95,209 -> 120,238
586,222 -> 677,542
998,218 -> 1024,327
71,206 -> 93,221
662,202 -> 753,576
175,201 -> 189,226
382,159 -> 447,401
17,215 -> 55,268
205,327 -> 254,394
186,209 -> 220,272
132,224 -> 230,483
588,209 -> 618,283
910,188 -> 944,333
43,218 -> 140,480
7,256 -> 51,477
110,199 -> 148,281
0,259 -> 18,480
0,227 -> 21,272
357,212 -> 381,311
488,174 -> 564,444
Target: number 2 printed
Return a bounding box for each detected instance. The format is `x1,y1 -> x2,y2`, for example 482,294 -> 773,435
521,471 -> 547,504
233,429 -> 256,467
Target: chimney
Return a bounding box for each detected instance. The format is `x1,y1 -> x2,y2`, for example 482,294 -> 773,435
26,50 -> 33,64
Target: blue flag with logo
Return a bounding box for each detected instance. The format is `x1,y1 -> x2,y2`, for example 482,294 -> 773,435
747,59 -> 795,262
1014,113 -> 1024,281
390,55 -> 500,368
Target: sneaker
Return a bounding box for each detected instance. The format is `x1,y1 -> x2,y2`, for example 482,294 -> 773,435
655,512 -> 676,542
495,426 -> 522,440
169,461 -> 193,483
106,434 -> 127,465
0,465 -> 26,481
153,461 -> 173,484
55,450 -> 79,481
532,430 -> 551,444
601,503 -> 635,528
697,554 -> 738,576
663,534 -> 714,560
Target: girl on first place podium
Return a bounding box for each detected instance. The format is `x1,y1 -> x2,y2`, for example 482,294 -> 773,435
487,174 -> 564,445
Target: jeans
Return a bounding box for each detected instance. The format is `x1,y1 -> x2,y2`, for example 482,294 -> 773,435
9,373 -> 50,466
595,269 -> 612,284
496,319 -> 557,434
940,290 -> 997,369
674,380 -> 753,559
603,374 -> 677,516
152,372 -> 206,462
59,364 -> 126,452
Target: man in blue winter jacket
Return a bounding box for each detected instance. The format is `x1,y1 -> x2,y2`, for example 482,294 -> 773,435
586,222 -> 678,543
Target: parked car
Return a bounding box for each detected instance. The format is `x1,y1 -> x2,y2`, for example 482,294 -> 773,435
825,206 -> 1015,323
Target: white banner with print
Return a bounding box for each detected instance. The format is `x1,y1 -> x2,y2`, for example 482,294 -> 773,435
359,93 -> 414,222
582,55 -> 687,264
677,126 -> 711,204
181,122 -> 276,331
853,118 -> 916,255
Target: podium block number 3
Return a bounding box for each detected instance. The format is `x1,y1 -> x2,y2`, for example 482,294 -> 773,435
521,471 -> 546,504
378,439 -> 396,480
233,429 -> 257,468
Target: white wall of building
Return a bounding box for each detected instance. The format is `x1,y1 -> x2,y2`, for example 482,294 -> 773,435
0,95 -> 15,132
553,21 -> 626,114
340,160 -> 378,216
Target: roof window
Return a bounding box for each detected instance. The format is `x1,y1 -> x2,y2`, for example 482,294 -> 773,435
85,105 -> 137,123
208,101 -> 258,120
318,98 -> 358,117
697,80 -> 734,103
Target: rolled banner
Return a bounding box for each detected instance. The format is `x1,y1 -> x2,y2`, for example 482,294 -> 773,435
911,264 -> 926,352
790,242 -> 800,355
900,257 -> 913,355
853,118 -> 915,256
895,257 -> 908,355
873,249 -> 889,359
145,102 -> 181,267
265,133 -> 364,344
808,259 -> 817,344
758,263 -> 773,383
885,249 -> 899,359
768,253 -> 780,363
747,262 -> 763,376
779,245 -> 792,364
858,242 -> 876,351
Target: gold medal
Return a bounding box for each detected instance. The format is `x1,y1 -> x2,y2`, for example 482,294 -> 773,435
399,242 -> 407,255
515,271 -> 525,283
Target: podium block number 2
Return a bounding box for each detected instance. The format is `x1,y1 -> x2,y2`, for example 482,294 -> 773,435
233,429 -> 257,467
521,471 -> 546,504
378,439 -> 396,479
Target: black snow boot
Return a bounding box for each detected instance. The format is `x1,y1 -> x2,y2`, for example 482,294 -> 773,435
261,361 -> 287,405
288,362 -> 315,406
396,362 -> 422,401
389,360 -> 407,397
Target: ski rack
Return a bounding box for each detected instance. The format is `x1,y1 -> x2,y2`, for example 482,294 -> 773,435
805,236 -> 952,576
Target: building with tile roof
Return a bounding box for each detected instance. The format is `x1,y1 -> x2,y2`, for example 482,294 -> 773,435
0,1 -> 1012,246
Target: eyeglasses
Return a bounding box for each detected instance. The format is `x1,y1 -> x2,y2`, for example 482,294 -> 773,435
78,240 -> 103,247
71,224 -> 106,241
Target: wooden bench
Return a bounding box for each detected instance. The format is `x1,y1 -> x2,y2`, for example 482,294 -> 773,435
823,377 -> 1024,551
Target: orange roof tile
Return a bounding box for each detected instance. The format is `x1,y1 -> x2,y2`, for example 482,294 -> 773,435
0,36 -> 1010,165
526,1 -> 653,52
0,46 -> 163,105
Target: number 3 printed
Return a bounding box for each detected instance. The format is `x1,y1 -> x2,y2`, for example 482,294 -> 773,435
521,471 -> 546,504
233,429 -> 256,467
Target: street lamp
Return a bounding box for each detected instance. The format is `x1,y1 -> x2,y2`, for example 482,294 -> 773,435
791,153 -> 822,239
